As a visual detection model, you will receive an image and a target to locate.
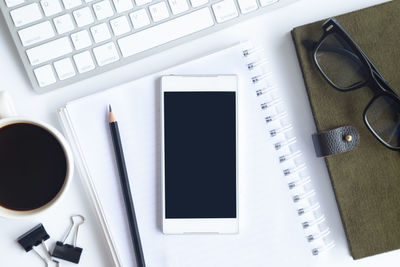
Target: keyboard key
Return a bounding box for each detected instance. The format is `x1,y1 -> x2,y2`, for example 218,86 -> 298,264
168,0 -> 189,15
10,3 -> 42,27
40,0 -> 62,16
149,2 -> 169,22
129,9 -> 150,29
26,37 -> 73,66
73,51 -> 95,73
18,21 -> 55,47
93,0 -> 114,20
259,0 -> 278,6
34,65 -> 56,87
62,0 -> 82,9
112,0 -> 133,13
134,0 -> 151,6
189,0 -> 208,7
93,42 -> 120,66
91,23 -> 111,43
71,30 -> 92,50
54,14 -> 75,34
237,0 -> 257,13
5,0 -> 24,7
110,16 -> 131,36
118,7 -> 214,57
73,7 -> 94,27
212,0 -> 238,23
54,58 -> 76,80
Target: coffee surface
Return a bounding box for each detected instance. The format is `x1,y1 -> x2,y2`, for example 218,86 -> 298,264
0,123 -> 67,211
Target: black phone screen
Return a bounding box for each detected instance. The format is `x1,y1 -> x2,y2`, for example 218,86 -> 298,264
164,91 -> 236,219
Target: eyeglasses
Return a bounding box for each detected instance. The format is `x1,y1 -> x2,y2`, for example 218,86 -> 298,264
306,17 -> 400,150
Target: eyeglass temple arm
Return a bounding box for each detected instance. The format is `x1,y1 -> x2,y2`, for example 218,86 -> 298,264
327,20 -> 396,94
303,40 -> 397,95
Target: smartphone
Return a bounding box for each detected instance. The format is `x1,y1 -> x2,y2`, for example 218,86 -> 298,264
161,75 -> 239,234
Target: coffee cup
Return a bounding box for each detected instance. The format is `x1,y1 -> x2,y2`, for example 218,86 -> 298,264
0,91 -> 74,219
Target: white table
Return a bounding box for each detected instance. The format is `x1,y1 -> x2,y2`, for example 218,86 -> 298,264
0,0 -> 396,266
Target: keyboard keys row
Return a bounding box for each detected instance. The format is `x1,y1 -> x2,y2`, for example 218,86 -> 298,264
9,0 -> 211,30
16,0 -> 192,49
24,0 -> 280,88
31,6 -> 214,87
16,0 -> 215,51
34,50 -> 94,86
33,41 -> 118,87
24,0 -> 259,65
21,8 -> 150,50
29,7 -> 212,68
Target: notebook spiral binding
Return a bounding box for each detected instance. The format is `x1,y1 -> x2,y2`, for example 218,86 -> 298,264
242,43 -> 335,256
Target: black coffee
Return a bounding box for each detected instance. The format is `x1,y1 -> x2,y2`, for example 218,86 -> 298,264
0,123 -> 67,211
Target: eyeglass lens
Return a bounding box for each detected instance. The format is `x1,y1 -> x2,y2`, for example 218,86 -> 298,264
315,33 -> 369,90
365,95 -> 400,148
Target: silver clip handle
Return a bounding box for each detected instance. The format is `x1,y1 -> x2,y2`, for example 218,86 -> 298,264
32,242 -> 60,267
61,215 -> 85,247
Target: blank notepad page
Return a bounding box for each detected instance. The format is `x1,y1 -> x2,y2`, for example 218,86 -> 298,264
61,43 -> 314,267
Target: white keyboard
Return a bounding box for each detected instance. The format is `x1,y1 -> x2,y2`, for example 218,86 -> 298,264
1,0 -> 299,92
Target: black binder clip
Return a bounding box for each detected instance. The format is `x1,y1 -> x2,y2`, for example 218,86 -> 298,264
52,215 -> 85,264
17,224 -> 59,267
18,224 -> 50,252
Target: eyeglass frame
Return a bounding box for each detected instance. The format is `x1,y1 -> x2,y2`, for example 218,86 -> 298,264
310,17 -> 400,150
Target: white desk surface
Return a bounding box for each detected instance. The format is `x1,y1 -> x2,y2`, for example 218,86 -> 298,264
0,0 -> 396,266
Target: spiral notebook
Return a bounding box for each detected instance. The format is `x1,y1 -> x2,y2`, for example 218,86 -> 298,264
58,42 -> 334,267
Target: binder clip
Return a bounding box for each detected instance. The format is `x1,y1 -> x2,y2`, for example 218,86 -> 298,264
52,215 -> 85,264
17,224 -> 59,267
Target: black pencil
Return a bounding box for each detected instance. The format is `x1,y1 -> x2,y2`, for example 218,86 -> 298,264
108,105 -> 146,267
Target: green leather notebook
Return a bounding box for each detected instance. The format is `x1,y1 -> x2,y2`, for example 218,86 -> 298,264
291,1 -> 400,260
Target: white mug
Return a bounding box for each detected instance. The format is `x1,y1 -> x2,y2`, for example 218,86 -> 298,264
0,91 -> 74,219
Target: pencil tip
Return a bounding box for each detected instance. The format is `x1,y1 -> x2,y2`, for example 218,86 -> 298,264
108,105 -> 116,122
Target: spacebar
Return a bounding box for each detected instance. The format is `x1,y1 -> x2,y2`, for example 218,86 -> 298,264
117,7 -> 214,58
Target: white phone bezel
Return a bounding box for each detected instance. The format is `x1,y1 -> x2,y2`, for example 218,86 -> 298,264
161,75 -> 239,234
